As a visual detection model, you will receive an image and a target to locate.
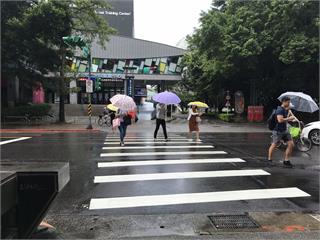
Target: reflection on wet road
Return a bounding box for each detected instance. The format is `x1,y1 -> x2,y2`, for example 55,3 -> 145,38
1,131 -> 318,215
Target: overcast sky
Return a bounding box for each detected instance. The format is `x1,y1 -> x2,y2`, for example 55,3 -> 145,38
134,0 -> 212,46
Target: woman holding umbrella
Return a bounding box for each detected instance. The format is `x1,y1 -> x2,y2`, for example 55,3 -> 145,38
187,102 -> 208,142
115,109 -> 131,146
110,94 -> 136,146
188,105 -> 201,142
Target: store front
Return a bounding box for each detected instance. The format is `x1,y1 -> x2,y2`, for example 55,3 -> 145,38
76,77 -> 125,104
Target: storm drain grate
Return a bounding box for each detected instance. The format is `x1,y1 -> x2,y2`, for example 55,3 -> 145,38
208,214 -> 260,230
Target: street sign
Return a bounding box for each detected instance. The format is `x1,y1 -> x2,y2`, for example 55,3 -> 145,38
86,80 -> 93,93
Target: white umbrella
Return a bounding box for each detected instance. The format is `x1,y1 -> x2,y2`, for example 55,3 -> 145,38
278,92 -> 319,113
110,94 -> 136,111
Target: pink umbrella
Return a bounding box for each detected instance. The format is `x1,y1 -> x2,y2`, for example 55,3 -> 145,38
110,94 -> 136,111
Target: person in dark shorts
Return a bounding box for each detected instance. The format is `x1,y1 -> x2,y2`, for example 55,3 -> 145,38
268,96 -> 296,167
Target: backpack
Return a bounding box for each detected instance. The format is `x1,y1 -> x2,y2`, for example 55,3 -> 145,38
267,109 -> 277,130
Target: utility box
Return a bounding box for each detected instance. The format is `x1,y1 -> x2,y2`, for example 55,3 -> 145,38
1,162 -> 69,239
247,106 -> 264,122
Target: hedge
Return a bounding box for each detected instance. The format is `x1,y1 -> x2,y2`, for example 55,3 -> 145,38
3,104 -> 52,117
218,113 -> 234,122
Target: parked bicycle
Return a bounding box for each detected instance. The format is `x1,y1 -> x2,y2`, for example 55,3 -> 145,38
98,113 -> 112,127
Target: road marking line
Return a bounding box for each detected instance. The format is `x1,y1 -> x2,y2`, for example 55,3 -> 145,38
100,151 -> 226,157
309,214 -> 320,222
94,169 -> 268,183
97,158 -> 245,167
89,187 -> 310,210
102,145 -> 214,150
98,158 -> 245,167
0,137 -> 32,145
104,141 -> 201,145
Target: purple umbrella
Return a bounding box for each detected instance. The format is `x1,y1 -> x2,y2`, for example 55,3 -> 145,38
152,91 -> 181,104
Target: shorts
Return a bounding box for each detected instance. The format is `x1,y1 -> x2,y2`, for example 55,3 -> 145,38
272,130 -> 292,144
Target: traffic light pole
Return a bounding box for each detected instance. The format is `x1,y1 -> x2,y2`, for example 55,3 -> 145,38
62,35 -> 92,129
86,51 -> 93,130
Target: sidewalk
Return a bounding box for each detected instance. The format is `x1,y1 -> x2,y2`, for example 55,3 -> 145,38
41,212 -> 320,239
1,118 -> 269,133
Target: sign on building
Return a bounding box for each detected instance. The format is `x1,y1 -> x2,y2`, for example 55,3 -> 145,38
86,80 -> 93,93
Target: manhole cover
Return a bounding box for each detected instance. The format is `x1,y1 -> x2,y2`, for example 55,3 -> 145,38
208,214 -> 260,230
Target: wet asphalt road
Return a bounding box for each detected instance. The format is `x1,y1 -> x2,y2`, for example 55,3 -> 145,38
1,130 -> 319,218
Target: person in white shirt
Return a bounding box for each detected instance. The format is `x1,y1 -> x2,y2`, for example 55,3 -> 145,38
154,103 -> 168,140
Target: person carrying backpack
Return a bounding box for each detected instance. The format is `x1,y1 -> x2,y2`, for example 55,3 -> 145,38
267,96 -> 296,167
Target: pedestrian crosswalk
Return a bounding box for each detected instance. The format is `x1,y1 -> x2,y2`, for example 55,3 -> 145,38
89,133 -> 310,212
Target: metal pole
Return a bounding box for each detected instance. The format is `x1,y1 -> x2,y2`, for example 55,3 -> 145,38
86,50 -> 93,129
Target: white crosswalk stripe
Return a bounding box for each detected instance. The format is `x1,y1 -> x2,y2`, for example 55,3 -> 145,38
97,158 -> 246,167
105,138 -> 192,141
102,145 -> 214,150
104,141 -> 201,145
89,188 -> 310,210
106,136 -> 186,139
100,151 -> 227,157
94,169 -> 270,183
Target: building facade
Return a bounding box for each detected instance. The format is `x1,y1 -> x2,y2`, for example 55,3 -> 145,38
68,36 -> 185,104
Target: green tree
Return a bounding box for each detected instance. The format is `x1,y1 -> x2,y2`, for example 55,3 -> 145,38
1,0 -> 115,121
1,1 -> 57,99
183,0 -> 319,112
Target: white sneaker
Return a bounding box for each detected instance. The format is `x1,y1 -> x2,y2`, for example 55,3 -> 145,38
188,139 -> 193,142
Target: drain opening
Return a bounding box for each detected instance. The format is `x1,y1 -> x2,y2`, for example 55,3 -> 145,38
208,214 -> 260,230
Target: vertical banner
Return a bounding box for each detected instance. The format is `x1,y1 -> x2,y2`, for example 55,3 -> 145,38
127,78 -> 133,96
235,91 -> 245,114
126,76 -> 134,96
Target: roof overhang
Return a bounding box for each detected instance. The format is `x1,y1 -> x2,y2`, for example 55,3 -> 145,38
75,35 -> 186,59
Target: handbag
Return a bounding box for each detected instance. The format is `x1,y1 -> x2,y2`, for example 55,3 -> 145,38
196,116 -> 201,123
123,115 -> 132,125
112,118 -> 120,127
151,109 -> 156,120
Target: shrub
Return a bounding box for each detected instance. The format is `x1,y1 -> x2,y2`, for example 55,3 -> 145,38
3,104 -> 52,117
204,112 -> 218,118
218,113 -> 234,122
